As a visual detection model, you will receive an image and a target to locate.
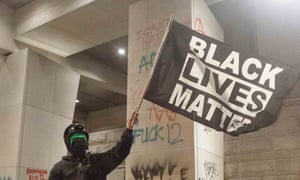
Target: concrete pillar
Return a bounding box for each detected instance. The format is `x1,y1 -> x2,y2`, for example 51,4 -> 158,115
127,0 -> 224,179
0,49 -> 79,180
0,49 -> 28,180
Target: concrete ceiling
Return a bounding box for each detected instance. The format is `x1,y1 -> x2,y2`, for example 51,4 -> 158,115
85,36 -> 128,74
14,0 -> 139,57
9,0 -> 136,118
76,76 -> 126,112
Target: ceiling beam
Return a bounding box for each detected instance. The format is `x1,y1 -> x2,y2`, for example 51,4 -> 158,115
13,0 -> 135,57
45,52 -> 127,95
18,42 -> 127,95
15,0 -> 95,35
14,25 -> 93,57
14,0 -> 95,57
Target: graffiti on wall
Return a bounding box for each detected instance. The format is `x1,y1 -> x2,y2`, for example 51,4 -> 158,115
194,18 -> 206,35
134,17 -> 190,51
132,103 -> 182,145
137,17 -> 196,74
89,133 -> 121,146
139,51 -> 156,74
131,159 -> 188,180
26,168 -> 47,180
0,176 -> 12,180
148,104 -> 176,122
198,161 -> 219,180
89,134 -> 109,145
89,128 -> 124,153
132,122 -> 183,145
136,18 -> 169,49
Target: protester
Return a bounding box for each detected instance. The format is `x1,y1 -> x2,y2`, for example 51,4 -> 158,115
48,112 -> 138,180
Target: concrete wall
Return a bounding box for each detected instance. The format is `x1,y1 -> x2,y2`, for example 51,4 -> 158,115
84,105 -> 126,132
0,49 -> 80,180
225,102 -> 300,180
19,50 -> 80,179
127,1 -> 195,179
0,49 -> 28,180
127,0 -> 224,179
220,1 -> 300,179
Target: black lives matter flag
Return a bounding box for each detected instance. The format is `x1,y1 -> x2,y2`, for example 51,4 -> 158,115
144,21 -> 299,136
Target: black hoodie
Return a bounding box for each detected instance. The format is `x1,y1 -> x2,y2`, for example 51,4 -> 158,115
49,129 -> 133,180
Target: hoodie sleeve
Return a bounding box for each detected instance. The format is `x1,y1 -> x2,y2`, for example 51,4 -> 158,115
90,128 -> 133,174
48,162 -> 64,180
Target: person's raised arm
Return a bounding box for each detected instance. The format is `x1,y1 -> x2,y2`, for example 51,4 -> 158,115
90,112 -> 138,174
127,111 -> 138,130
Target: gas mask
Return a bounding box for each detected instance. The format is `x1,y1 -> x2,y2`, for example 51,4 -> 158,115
69,133 -> 88,158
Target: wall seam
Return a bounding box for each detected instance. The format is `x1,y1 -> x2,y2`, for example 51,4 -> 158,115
17,48 -> 31,180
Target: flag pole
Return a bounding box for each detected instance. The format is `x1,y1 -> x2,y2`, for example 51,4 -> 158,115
134,14 -> 174,114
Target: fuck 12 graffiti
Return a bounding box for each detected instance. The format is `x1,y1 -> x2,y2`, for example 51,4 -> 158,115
133,123 -> 183,145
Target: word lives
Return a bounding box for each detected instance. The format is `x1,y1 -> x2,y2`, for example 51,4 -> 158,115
131,160 -> 188,180
26,168 -> 47,180
139,51 -> 156,74
169,35 -> 283,133
0,177 -> 12,180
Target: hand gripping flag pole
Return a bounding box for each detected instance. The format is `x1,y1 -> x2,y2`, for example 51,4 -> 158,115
130,14 -> 174,126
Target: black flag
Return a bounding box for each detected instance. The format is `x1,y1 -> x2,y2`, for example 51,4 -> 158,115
144,20 -> 299,136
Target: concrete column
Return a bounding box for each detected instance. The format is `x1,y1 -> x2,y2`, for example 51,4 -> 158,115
0,49 -> 79,180
0,49 -> 28,180
127,0 -> 224,179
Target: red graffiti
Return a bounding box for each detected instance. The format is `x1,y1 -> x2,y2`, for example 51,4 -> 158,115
148,104 -> 176,122
136,19 -> 168,49
195,18 -> 206,35
26,168 -> 47,180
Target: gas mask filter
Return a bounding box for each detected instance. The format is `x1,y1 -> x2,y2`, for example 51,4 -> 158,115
69,133 -> 88,155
